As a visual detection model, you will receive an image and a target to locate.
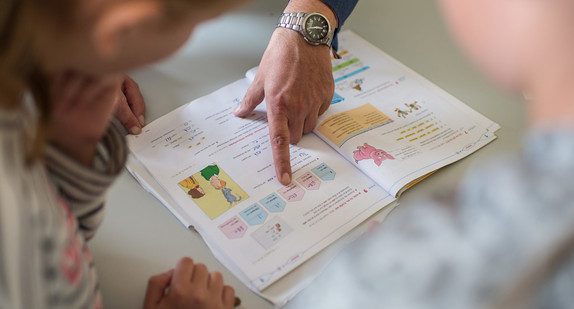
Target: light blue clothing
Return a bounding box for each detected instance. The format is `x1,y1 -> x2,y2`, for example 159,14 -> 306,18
289,128 -> 574,309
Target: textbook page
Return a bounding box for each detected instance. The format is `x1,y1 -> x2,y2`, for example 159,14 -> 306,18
126,152 -> 398,307
315,31 -> 501,196
126,78 -> 395,293
127,150 -> 398,308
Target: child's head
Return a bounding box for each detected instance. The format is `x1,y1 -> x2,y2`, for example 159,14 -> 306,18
438,0 -> 574,94
0,0 -> 248,161
0,0 -> 248,90
209,176 -> 226,190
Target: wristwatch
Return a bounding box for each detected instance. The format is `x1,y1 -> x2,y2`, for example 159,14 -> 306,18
276,12 -> 335,47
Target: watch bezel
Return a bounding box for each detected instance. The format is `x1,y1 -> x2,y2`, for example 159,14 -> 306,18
301,13 -> 332,45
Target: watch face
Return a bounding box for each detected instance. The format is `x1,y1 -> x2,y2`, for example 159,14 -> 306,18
304,14 -> 329,42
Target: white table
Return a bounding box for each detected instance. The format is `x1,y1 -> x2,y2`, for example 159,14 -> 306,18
90,1 -> 525,308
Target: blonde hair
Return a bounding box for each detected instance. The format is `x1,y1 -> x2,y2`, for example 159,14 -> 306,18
0,0 -> 73,162
0,0 -> 243,162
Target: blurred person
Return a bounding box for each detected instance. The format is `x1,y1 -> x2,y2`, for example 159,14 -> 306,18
0,0 -> 250,308
288,0 -> 574,308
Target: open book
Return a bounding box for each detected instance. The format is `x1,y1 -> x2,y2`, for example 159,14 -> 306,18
126,31 -> 500,306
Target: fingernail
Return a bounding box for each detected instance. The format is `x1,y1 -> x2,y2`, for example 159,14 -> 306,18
138,115 -> 145,126
130,126 -> 142,135
281,173 -> 291,184
233,104 -> 243,115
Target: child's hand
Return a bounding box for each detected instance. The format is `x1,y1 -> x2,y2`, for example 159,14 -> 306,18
144,257 -> 236,309
112,75 -> 146,135
48,72 -> 122,165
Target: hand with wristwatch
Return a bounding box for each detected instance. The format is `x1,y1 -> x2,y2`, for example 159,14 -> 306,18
233,0 -> 341,186
112,0 -> 353,188
276,11 -> 338,57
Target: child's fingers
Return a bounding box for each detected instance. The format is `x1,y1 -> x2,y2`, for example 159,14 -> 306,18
113,92 -> 143,135
190,263 -> 209,288
56,72 -> 121,108
143,270 -> 173,309
92,81 -> 121,112
122,75 -> 146,126
207,271 -> 224,293
171,257 -> 195,288
210,271 -> 240,308
222,285 -> 236,308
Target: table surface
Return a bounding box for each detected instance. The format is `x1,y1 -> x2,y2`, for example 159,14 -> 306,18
90,1 -> 526,308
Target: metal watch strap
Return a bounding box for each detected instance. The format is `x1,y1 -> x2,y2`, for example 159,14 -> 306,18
277,12 -> 308,31
277,12 -> 333,47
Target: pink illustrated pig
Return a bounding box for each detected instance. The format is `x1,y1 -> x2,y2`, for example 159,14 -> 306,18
353,143 -> 395,166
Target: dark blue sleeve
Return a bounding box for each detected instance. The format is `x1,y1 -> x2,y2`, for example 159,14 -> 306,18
321,0 -> 359,50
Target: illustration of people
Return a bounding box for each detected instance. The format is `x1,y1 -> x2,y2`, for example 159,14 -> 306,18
350,78 -> 364,91
395,101 -> 421,119
179,176 -> 205,199
395,108 -> 409,118
200,165 -> 242,207
353,143 -> 395,166
405,101 -> 421,112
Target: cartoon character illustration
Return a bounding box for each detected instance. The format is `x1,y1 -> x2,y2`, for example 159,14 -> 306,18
200,165 -> 242,206
405,101 -> 421,112
179,176 -> 205,199
395,108 -> 409,118
353,143 -> 395,166
350,78 -> 364,91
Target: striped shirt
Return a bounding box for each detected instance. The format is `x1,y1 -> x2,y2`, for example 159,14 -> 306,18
0,107 -> 127,308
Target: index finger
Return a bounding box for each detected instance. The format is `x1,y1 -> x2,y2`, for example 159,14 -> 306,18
122,75 -> 146,126
267,106 -> 292,185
